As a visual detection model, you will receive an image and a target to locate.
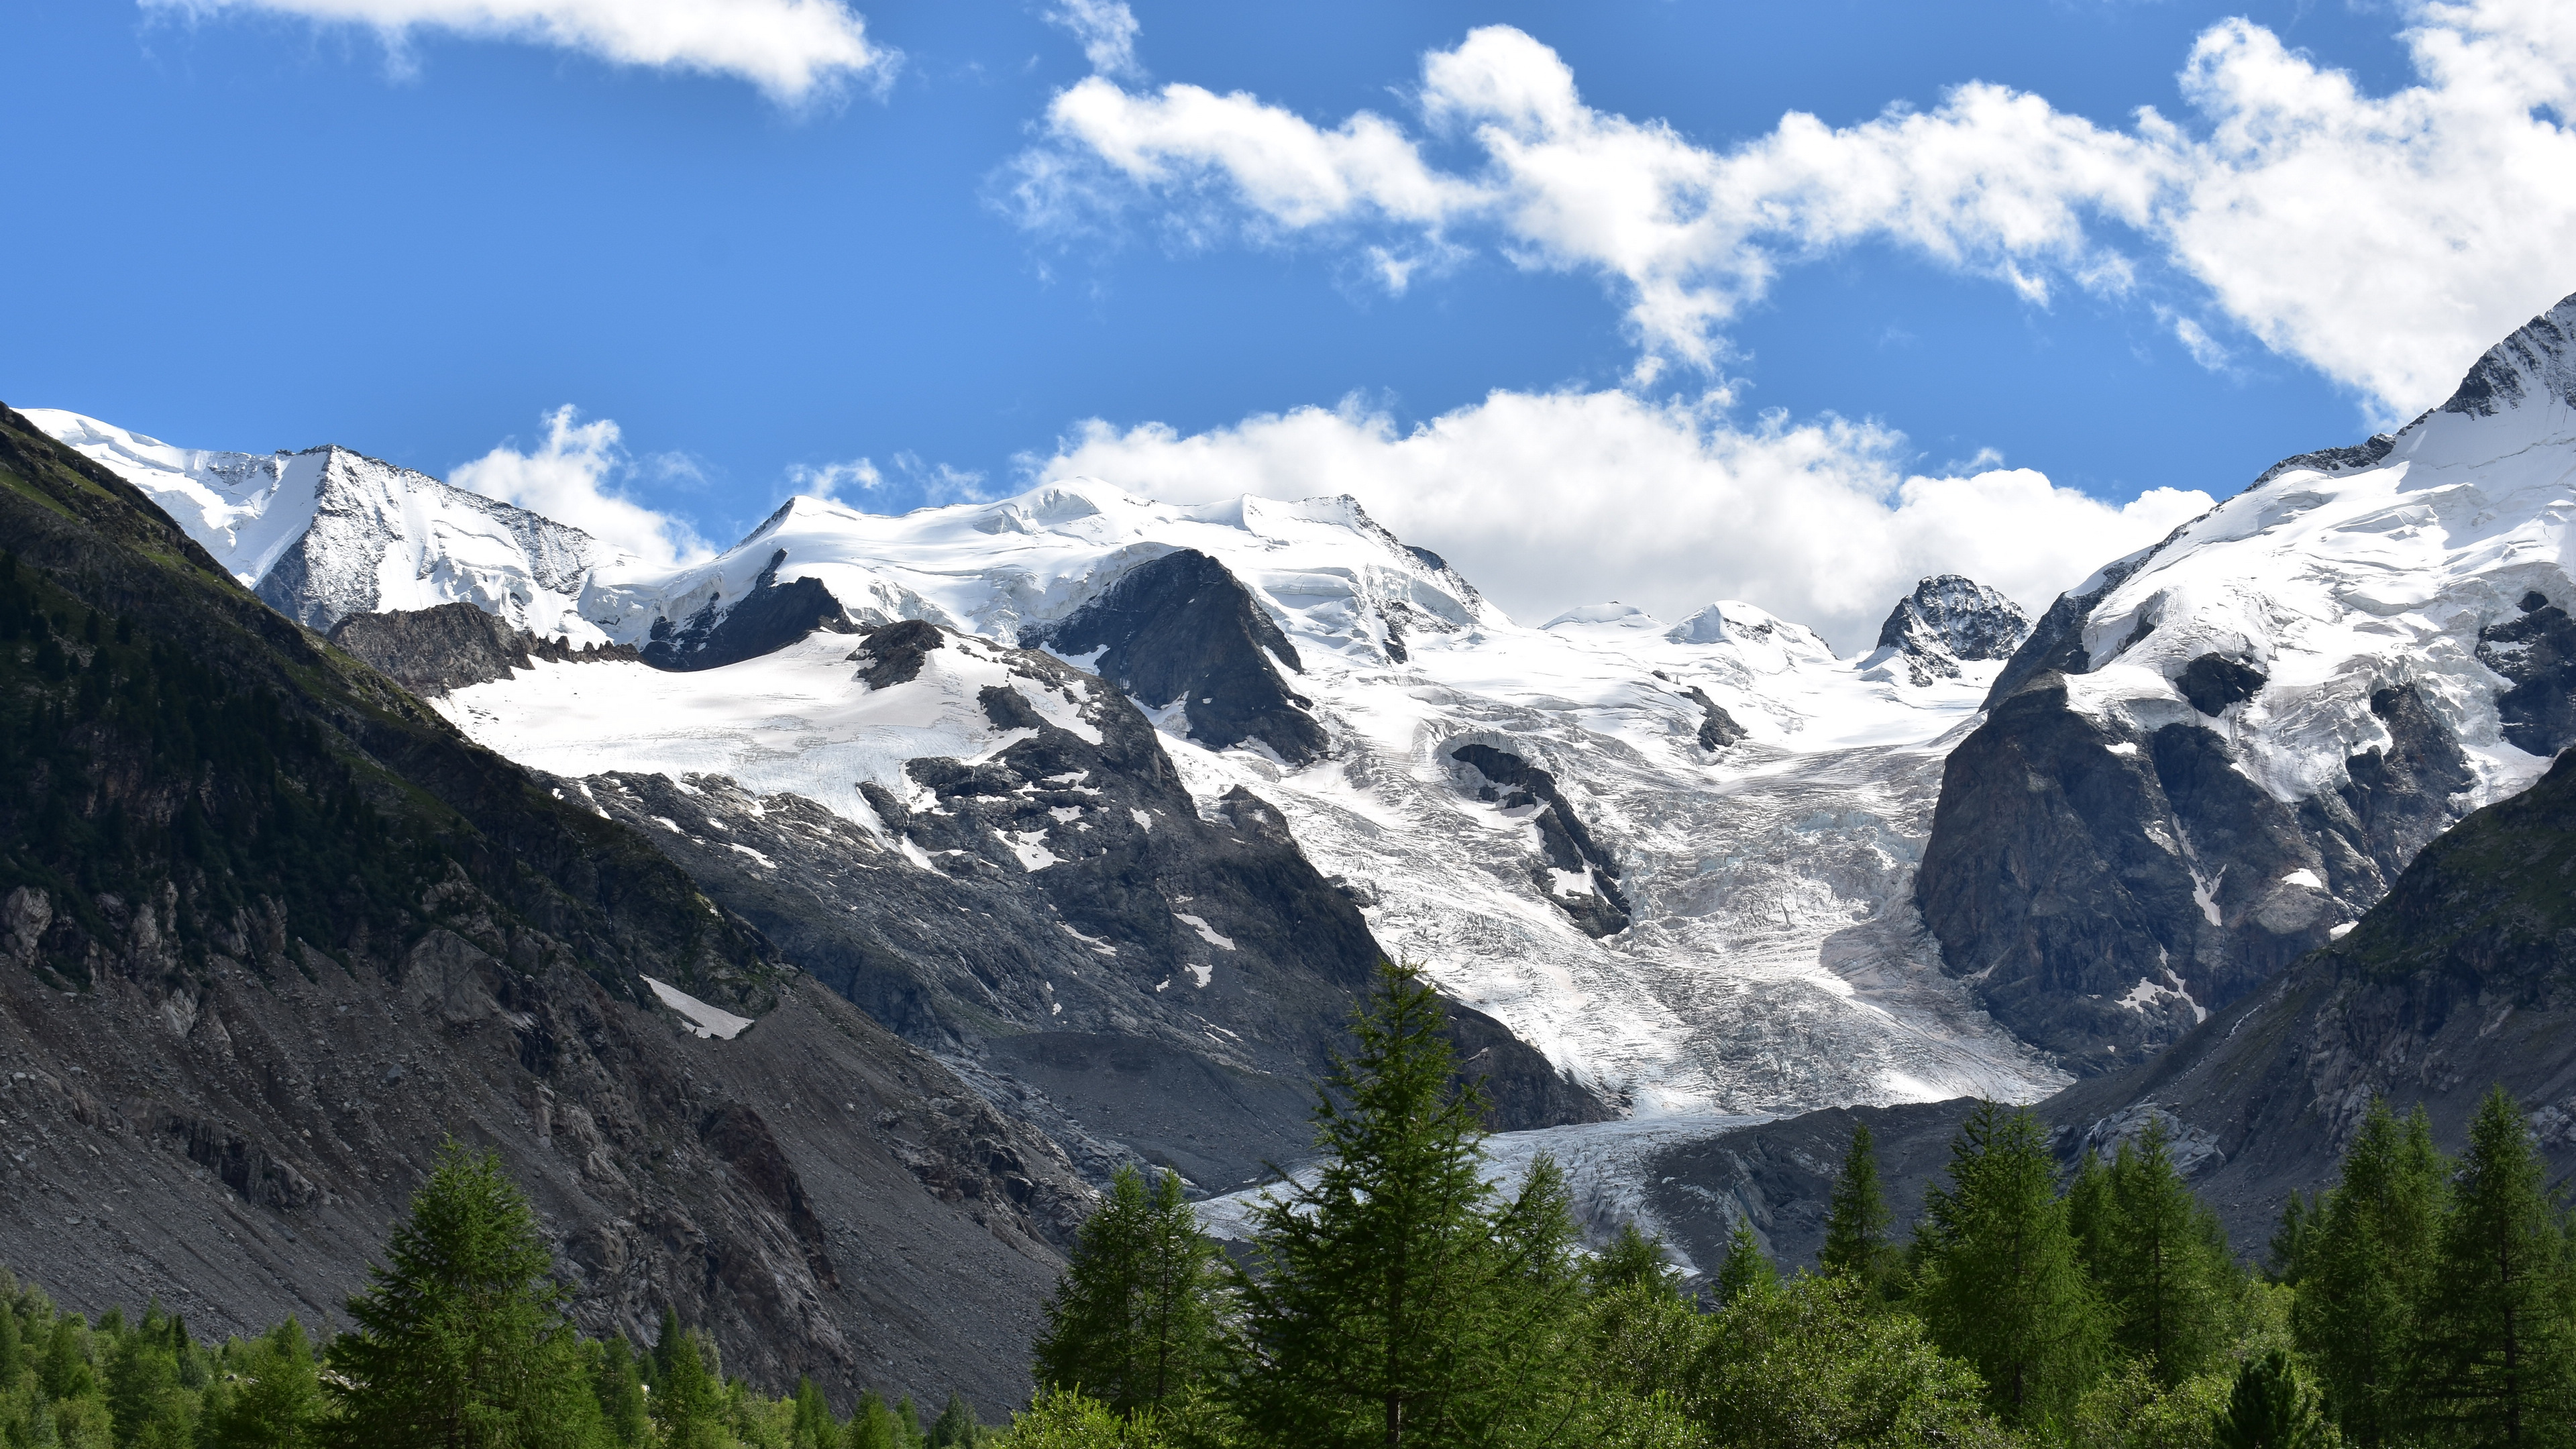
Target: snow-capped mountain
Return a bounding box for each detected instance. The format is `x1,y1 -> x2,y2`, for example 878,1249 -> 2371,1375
23,396 -> 2070,1140
1920,290 -> 2576,1071
1864,575 -> 2033,688
25,409 -> 617,637
416,480 -> 2063,1119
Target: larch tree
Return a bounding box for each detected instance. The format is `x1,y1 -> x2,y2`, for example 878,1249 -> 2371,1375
2092,1116 -> 2238,1385
2288,1096 -> 2448,1446
1911,1100 -> 2104,1428
2410,1087 -> 2576,1447
1227,959 -> 1585,1448
327,1140 -> 604,1449
1032,1164 -> 1222,1415
1819,1117 -> 1894,1291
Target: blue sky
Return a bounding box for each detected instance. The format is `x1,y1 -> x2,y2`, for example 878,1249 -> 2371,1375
7,0 -> 2571,643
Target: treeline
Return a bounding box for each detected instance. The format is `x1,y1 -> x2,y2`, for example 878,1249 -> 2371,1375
0,1145 -> 994,1448
12,961 -> 2572,1446
1004,961 -> 2576,1447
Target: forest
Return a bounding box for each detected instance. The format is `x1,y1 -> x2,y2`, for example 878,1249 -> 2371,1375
3,960 -> 2569,1448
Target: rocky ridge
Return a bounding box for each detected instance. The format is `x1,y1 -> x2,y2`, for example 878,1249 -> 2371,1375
0,404 -> 1087,1408
1919,292 -> 2576,1073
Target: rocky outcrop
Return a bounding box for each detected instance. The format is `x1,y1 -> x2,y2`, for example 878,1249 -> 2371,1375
1679,686 -> 1748,751
1450,744 -> 1631,938
2476,592 -> 2576,755
642,548 -> 861,671
1917,674 -> 2472,1073
327,600 -> 637,695
1027,549 -> 1328,765
1864,576 -> 2031,686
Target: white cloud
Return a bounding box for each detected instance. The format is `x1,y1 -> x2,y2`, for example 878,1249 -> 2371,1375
452,407 -> 714,568
1044,0 -> 1141,80
785,457 -> 883,499
146,0 -> 896,102
1026,388 -> 2212,651
1010,3 -> 2576,417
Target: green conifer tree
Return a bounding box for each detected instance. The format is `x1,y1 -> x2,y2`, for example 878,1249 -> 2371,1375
845,1389 -> 901,1449
2291,1097 -> 2448,1445
1586,1225 -> 1680,1296
1228,959 -> 1586,1447
594,1337 -> 651,1449
649,1326 -> 730,1449
790,1377 -> 841,1449
1911,1099 -> 2104,1427
2091,1116 -> 2237,1384
1819,1118 -> 1893,1291
326,1140 -> 606,1449
2212,1349 -> 2321,1449
1714,1220 -> 1778,1307
926,1390 -> 979,1448
203,1320 -> 325,1449
1031,1165 -> 1221,1414
2410,1086 -> 2576,1446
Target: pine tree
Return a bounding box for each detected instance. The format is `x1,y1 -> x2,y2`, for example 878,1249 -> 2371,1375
2090,1116 -> 2237,1384
2211,1348 -> 2321,1449
649,1324 -> 730,1449
1714,1219 -> 1778,1307
790,1377 -> 841,1449
1819,1118 -> 1893,1291
2291,1097 -> 2448,1445
203,1320 -> 325,1449
326,1140 -> 605,1449
1911,1099 -> 2104,1426
845,1389 -> 902,1449
926,1390 -> 980,1447
1228,959 -> 1585,1447
2410,1086 -> 2576,1446
1032,1164 -> 1221,1414
594,1337 -> 652,1448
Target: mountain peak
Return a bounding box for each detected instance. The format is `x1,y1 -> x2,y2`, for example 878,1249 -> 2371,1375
1866,576 -> 2030,686
2437,289 -> 2576,421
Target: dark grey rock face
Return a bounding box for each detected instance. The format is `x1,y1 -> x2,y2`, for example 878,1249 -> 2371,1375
2476,593 -> 2576,755
1870,575 -> 2031,685
571,636 -> 1605,1194
2176,653 -> 2267,716
1915,672 -> 2475,1075
1450,744 -> 1632,938
641,549 -> 861,671
327,600 -> 638,694
2029,745 -> 2576,1251
1680,686 -> 1748,751
1642,1100 -> 1983,1275
2439,294 -> 2576,418
1027,548 -> 1328,765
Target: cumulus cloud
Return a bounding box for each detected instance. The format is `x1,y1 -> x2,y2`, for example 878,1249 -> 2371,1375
145,0 -> 896,102
452,407 -> 714,568
1027,388 -> 2212,651
1008,1 -> 2576,415
1044,0 -> 1141,80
